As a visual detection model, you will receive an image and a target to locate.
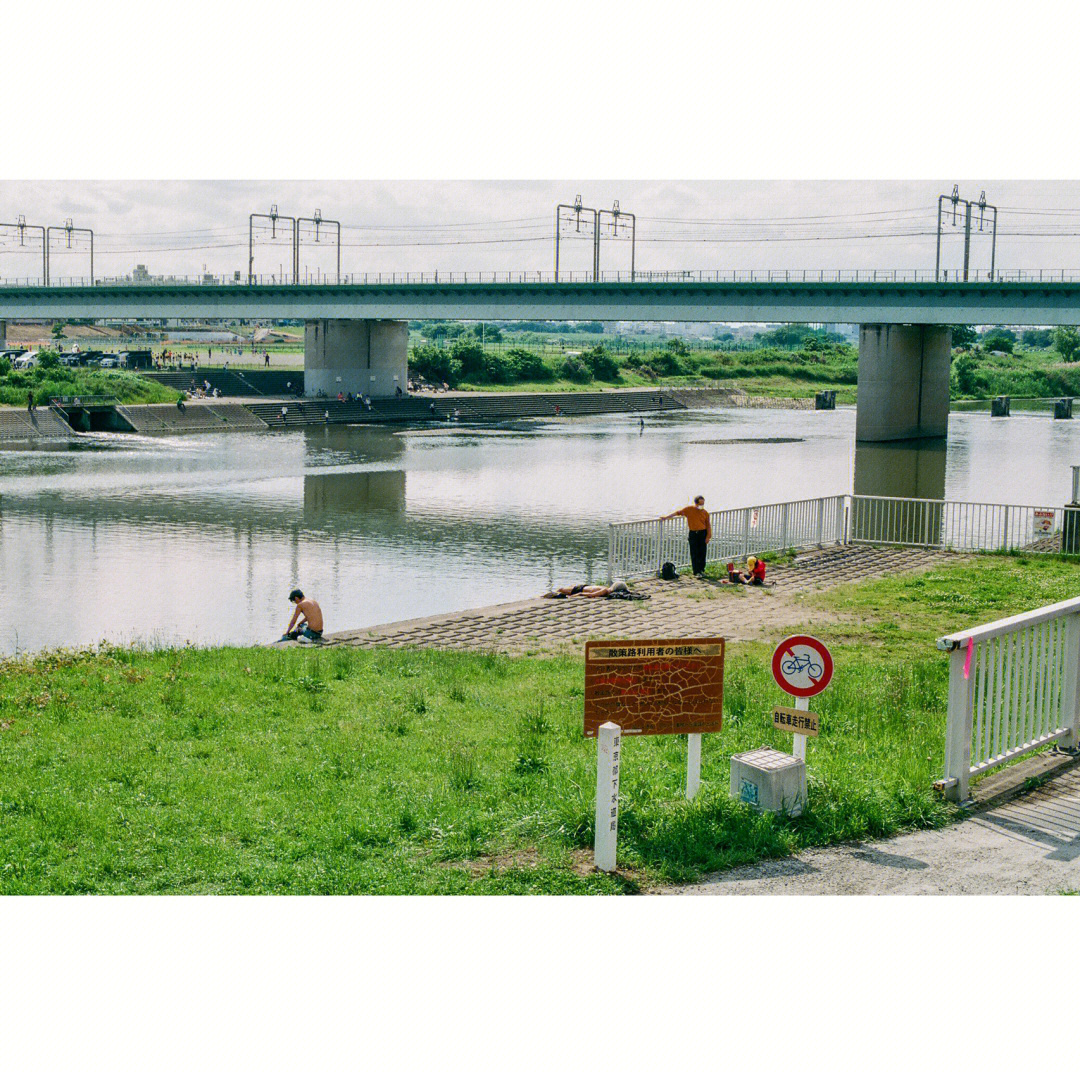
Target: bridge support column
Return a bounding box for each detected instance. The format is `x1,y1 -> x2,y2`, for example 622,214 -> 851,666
304,319 -> 407,398
856,324 -> 952,442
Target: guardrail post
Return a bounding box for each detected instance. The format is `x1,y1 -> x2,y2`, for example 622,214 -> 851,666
943,645 -> 976,802
781,502 -> 790,551
839,496 -> 849,544
1061,613 -> 1080,752
607,525 -> 615,584
655,518 -> 664,572
816,497 -> 826,546
742,509 -> 752,557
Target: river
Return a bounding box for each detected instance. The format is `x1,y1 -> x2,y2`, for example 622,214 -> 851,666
0,406 -> 1075,655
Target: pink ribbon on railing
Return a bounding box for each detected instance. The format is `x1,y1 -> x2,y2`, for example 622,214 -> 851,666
963,636 -> 974,679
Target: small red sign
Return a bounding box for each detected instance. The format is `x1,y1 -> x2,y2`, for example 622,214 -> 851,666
771,634 -> 833,698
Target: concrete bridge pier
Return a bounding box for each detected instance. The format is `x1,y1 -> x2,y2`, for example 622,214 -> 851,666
855,324 -> 952,442
304,319 -> 408,398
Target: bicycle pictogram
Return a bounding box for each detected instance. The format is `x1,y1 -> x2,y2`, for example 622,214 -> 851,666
780,653 -> 823,680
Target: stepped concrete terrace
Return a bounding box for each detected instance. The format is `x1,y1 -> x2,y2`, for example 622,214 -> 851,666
0,407 -> 76,439
117,401 -> 269,433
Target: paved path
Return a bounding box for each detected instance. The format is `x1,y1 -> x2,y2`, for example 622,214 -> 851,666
326,545 -> 959,653
675,764 -> 1080,895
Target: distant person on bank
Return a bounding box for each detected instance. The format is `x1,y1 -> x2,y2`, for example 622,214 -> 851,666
661,496 -> 712,576
282,589 -> 324,643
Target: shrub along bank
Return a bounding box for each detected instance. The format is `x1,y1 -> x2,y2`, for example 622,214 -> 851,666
0,352 -> 176,408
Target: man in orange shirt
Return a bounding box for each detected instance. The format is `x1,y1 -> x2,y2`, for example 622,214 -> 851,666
662,495 -> 712,577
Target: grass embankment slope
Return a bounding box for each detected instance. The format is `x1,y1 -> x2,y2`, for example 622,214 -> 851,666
0,363 -> 176,408
4,553 -> 1079,895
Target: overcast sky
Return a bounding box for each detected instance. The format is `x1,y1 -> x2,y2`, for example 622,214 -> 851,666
5,181 -> 1080,283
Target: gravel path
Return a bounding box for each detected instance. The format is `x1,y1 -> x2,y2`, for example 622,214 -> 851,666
325,544 -> 959,654
674,765 -> 1080,895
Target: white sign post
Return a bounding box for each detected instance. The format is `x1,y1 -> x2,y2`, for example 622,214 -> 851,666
594,722 -> 621,872
771,634 -> 834,760
686,733 -> 701,799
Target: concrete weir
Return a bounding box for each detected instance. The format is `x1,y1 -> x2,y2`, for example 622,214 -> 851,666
304,319 -> 407,398
856,324 -> 952,442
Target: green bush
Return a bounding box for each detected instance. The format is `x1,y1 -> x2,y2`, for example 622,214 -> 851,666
581,345 -> 620,380
559,356 -> 592,382
505,348 -> 553,382
408,345 -> 463,387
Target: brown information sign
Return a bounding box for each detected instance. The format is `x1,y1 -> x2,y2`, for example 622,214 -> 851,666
584,638 -> 725,738
771,705 -> 820,737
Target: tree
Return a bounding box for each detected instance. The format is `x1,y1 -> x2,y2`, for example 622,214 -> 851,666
1022,328 -> 1053,349
51,322 -> 66,339
582,345 -> 620,380
980,331 -> 1014,354
949,325 -> 977,349
1053,326 -> 1080,363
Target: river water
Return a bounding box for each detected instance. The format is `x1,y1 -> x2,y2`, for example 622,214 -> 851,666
0,406 -> 1074,655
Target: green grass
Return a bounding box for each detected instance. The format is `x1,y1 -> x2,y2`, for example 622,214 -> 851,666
6,554 -> 1080,894
0,366 -> 177,408
800,553 -> 1080,655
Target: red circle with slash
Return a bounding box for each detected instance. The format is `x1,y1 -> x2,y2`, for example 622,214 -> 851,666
771,634 -> 834,697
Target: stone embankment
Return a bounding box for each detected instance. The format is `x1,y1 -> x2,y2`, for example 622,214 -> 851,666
324,545 -> 958,655
1,383 -> 820,439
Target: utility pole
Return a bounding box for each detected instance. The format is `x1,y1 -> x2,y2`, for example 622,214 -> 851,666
936,186 -> 998,282
296,210 -> 342,284
554,195 -> 599,282
45,219 -> 94,285
1,216 -> 46,283
248,204 -> 296,284
596,200 -> 636,281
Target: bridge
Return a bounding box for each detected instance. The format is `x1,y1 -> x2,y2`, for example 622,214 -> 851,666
4,272 -> 1080,441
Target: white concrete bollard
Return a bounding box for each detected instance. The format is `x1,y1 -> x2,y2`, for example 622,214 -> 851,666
594,722 -> 621,872
793,696 -> 809,761
686,733 -> 701,800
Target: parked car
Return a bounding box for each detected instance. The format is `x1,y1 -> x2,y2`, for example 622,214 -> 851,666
13,351 -> 39,369
58,352 -> 83,367
98,354 -> 121,368
0,349 -> 27,364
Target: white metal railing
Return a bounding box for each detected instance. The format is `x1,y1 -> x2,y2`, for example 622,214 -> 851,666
607,495 -> 847,579
8,268 -> 1080,288
608,493 -> 1079,579
849,495 -> 1072,552
937,598 -> 1080,801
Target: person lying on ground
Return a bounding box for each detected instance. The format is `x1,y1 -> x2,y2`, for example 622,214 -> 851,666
281,588 -> 324,642
542,579 -> 648,599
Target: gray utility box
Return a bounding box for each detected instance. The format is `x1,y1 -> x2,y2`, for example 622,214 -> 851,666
730,746 -> 807,818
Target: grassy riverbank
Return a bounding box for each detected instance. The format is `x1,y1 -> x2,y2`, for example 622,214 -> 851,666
5,554 -> 1078,895
0,362 -> 177,408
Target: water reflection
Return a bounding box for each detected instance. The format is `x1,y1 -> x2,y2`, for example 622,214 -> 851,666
3,407 -> 1080,654
853,439 -> 947,543
854,439 -> 947,500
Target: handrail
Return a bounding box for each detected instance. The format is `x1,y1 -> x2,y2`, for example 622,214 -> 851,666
8,268 -> 1080,288
937,595 -> 1080,650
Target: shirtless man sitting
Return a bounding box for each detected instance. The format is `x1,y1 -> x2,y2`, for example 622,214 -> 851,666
282,589 -> 324,642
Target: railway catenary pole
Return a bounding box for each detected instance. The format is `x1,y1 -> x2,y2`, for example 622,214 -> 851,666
1,217 -> 46,284
295,210 -> 342,284
45,219 -> 94,285
249,204 -> 297,285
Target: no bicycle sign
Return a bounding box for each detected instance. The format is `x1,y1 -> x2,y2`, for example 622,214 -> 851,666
771,634 -> 833,698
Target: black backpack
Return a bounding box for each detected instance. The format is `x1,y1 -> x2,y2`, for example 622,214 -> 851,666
657,561 -> 678,581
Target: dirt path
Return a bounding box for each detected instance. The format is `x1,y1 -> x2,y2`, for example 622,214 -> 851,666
673,765 -> 1080,895
326,545 -> 959,654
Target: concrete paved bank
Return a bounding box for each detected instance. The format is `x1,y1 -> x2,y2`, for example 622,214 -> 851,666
324,545 -> 958,653
674,762 -> 1080,895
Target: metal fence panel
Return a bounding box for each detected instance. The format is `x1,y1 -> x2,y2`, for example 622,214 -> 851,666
938,598 -> 1080,800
